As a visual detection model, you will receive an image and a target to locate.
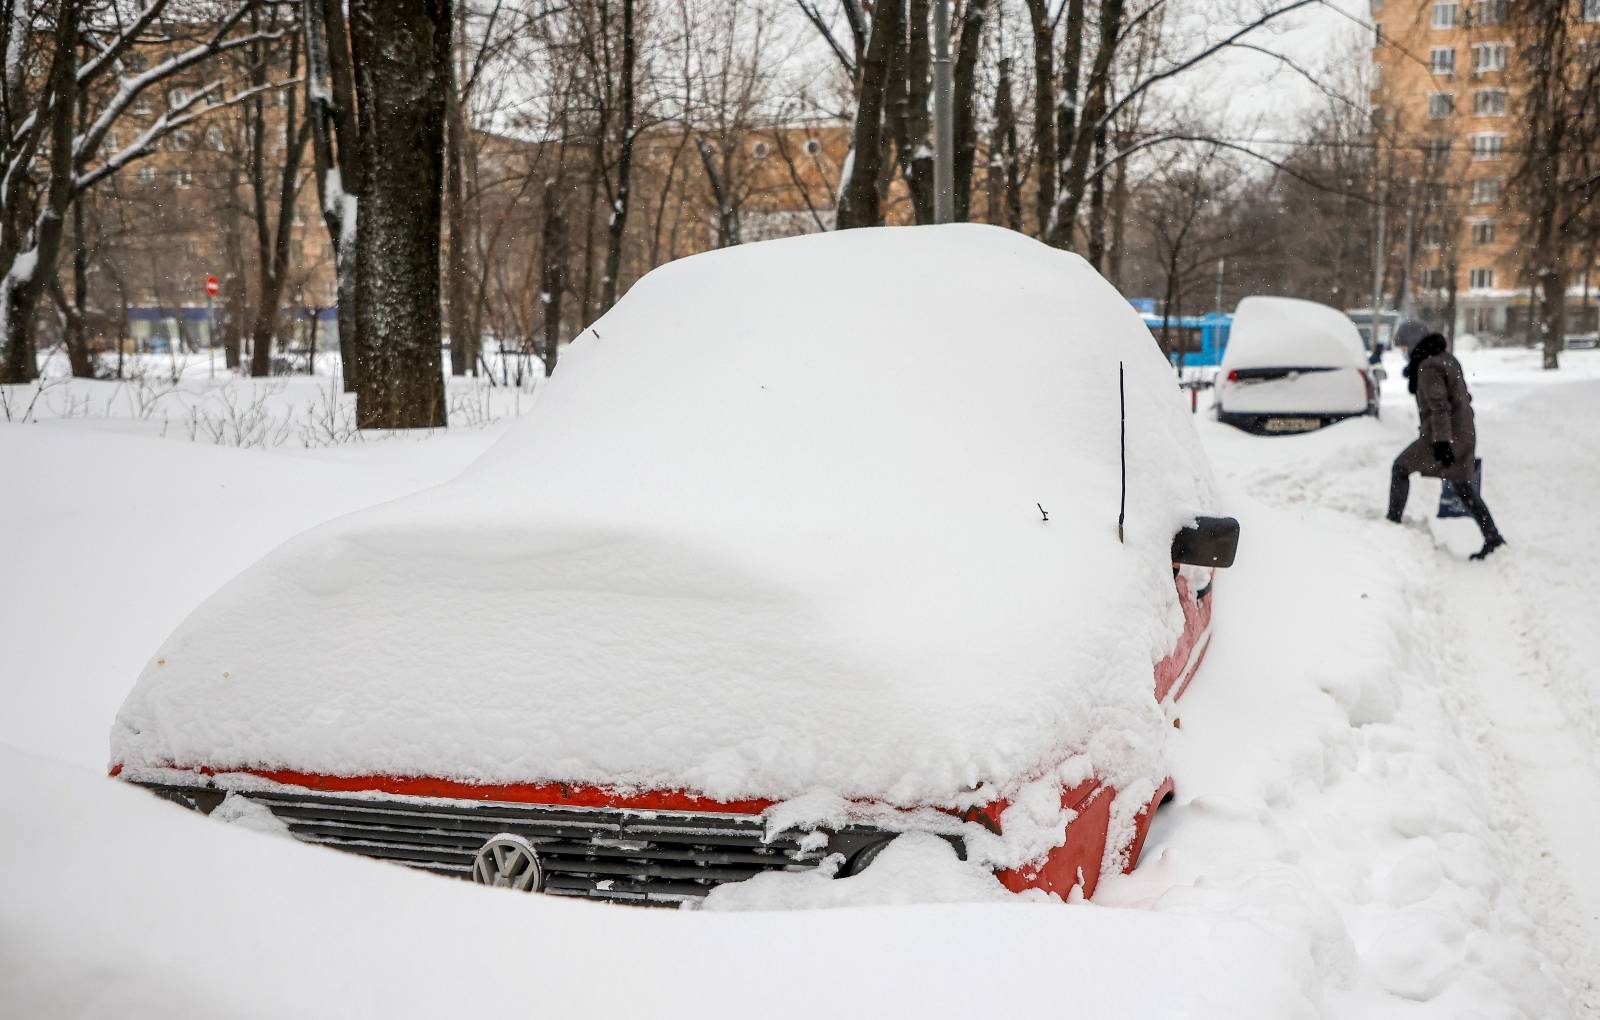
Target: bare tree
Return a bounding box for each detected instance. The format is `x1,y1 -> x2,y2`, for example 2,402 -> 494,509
1510,0 -> 1600,370
539,177 -> 565,376
987,54 -> 1021,230
568,0 -> 639,315
246,12 -> 309,378
303,0 -> 361,389
2,1 -> 282,382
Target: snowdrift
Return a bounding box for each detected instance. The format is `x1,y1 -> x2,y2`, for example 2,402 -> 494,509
112,224 -> 1217,808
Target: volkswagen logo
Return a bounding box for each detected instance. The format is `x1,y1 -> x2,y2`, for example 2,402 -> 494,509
471,833 -> 544,892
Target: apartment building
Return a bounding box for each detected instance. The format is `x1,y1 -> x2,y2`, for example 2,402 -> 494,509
1371,0 -> 1600,340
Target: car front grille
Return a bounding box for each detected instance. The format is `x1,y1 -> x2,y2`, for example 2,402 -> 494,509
135,781 -> 830,905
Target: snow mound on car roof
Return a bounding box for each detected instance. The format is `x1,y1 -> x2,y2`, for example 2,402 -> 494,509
112,224 -> 1217,808
1223,296 -> 1367,371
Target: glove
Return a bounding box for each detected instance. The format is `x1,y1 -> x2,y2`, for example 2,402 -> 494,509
1432,441 -> 1455,467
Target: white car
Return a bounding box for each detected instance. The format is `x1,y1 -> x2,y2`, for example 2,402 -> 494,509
1216,296 -> 1380,434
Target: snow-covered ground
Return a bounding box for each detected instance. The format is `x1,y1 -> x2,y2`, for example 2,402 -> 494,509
2,346 -> 1597,1017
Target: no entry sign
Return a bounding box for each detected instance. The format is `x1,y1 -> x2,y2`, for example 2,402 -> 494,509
205,274 -> 220,298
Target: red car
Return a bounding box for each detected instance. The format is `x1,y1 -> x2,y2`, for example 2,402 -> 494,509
113,225 -> 1238,905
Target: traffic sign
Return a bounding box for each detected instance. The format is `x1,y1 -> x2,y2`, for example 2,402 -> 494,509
205,274 -> 220,297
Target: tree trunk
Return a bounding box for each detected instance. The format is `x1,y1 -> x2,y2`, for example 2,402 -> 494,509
836,0 -> 899,230
895,0 -> 934,225
696,136 -> 739,248
445,38 -> 473,375
950,0 -> 989,222
65,192 -> 92,377
1107,135 -> 1130,287
223,276 -> 245,370
349,0 -> 451,428
305,0 -> 363,391
539,182 -> 566,377
1051,0 -> 1124,250
1086,122 -> 1107,270
598,0 -> 636,315
2,0 -> 77,383
1023,0 -> 1054,239
250,37 -> 308,379
990,57 -> 1022,231
1054,0 -> 1086,236
1444,256 -> 1458,343
1533,240 -> 1566,371
579,167 -> 597,329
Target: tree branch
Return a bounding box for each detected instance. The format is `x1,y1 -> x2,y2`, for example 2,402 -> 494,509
74,79 -> 286,194
1099,0 -> 1319,132
797,0 -> 856,80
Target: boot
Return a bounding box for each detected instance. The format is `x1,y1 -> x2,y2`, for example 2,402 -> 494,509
1470,536 -> 1506,561
1455,480 -> 1505,561
1387,462 -> 1409,524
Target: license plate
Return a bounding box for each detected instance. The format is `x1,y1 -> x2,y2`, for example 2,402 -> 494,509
1263,417 -> 1321,433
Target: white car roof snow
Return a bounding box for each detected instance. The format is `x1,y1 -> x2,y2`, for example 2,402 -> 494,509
1223,296 -> 1368,371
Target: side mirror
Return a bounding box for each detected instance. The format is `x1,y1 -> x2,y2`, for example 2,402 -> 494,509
1172,516 -> 1240,568
1372,365 -> 1388,382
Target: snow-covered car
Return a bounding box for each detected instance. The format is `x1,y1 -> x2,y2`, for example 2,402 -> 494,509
111,225 -> 1239,906
1216,295 -> 1380,434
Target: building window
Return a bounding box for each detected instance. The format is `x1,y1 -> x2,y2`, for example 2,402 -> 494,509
1430,46 -> 1456,75
177,170 -> 194,189
131,96 -> 150,115
104,129 -> 118,151
1432,1 -> 1458,27
1471,220 -> 1496,244
1472,42 -> 1508,73
1423,137 -> 1453,165
1424,181 -> 1449,208
204,127 -> 223,149
1473,88 -> 1506,115
1422,268 -> 1447,290
1428,92 -> 1455,118
750,140 -> 771,159
1470,178 -> 1501,204
136,165 -> 156,184
1472,0 -> 1507,23
1422,223 -> 1446,247
803,137 -> 822,156
1469,267 -> 1494,289
170,129 -> 191,150
1584,0 -> 1600,21
1470,133 -> 1505,159
169,88 -> 189,108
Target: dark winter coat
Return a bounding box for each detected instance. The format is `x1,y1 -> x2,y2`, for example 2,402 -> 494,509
1395,349 -> 1477,482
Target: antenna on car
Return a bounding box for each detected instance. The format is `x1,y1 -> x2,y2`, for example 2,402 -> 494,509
1118,361 -> 1126,544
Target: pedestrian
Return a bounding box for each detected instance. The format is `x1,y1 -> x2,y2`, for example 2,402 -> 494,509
1387,333 -> 1505,560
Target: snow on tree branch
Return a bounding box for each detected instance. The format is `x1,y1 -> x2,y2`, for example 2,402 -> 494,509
74,78 -> 290,195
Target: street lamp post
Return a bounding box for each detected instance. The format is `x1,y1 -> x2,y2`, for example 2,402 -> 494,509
932,0 -> 954,224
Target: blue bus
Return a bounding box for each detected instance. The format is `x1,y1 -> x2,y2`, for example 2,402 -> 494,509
1135,310 -> 1233,368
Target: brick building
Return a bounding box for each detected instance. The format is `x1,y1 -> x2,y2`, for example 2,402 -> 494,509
1371,0 -> 1600,340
